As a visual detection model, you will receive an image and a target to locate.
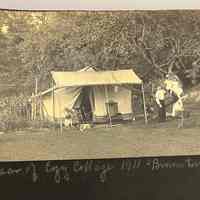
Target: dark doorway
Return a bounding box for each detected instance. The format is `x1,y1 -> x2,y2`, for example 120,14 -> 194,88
80,87 -> 93,123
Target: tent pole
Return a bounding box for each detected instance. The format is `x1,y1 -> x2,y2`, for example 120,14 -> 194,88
39,92 -> 44,121
35,76 -> 38,96
39,92 -> 42,120
141,83 -> 148,124
34,77 -> 38,120
105,85 -> 112,127
31,93 -> 34,120
52,80 -> 55,122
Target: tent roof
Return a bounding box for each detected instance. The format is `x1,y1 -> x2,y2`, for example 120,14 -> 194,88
51,69 -> 142,87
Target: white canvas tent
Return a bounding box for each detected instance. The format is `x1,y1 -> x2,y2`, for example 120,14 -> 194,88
33,67 -> 147,124
51,69 -> 142,87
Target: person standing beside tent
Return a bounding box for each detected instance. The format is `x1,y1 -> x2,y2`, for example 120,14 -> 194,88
168,87 -> 184,117
164,73 -> 184,117
155,86 -> 166,122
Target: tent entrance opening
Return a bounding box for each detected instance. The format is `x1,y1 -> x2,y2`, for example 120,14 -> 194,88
73,87 -> 93,123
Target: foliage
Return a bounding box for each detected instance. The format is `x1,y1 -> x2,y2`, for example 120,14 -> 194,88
27,119 -> 56,129
1,10 -> 200,95
0,114 -> 55,132
0,114 -> 29,132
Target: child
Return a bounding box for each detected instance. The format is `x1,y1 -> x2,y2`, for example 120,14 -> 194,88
64,108 -> 73,128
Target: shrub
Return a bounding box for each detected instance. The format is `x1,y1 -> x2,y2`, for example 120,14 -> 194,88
27,120 -> 56,129
0,114 -> 29,132
0,113 -> 57,132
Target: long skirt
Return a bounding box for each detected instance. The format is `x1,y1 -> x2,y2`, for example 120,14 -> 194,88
158,100 -> 166,122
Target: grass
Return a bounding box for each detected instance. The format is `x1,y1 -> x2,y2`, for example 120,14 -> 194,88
0,115 -> 200,161
0,100 -> 200,161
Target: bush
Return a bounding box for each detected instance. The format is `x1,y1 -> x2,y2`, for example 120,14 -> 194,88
0,112 -> 57,132
27,120 -> 56,129
0,114 -> 29,132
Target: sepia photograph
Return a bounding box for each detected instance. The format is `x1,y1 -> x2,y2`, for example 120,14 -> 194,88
1,10 -> 200,161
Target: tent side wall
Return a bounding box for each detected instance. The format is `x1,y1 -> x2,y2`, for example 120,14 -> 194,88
93,85 -> 134,123
42,87 -> 82,120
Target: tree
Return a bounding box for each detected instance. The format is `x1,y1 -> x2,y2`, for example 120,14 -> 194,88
1,10 -> 200,96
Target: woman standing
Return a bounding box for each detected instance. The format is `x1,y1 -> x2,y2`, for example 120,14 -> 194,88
155,86 -> 166,122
